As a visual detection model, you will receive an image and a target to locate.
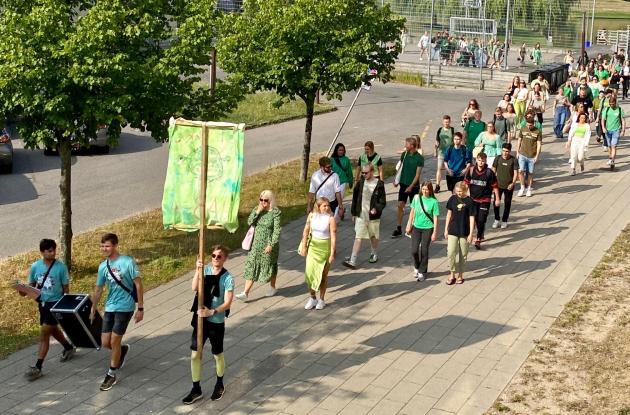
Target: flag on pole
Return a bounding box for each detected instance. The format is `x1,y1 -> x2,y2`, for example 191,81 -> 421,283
162,119 -> 245,233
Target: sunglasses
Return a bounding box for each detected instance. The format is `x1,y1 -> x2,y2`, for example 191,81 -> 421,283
259,198 -> 269,202
323,165 -> 332,169
211,253 -> 223,259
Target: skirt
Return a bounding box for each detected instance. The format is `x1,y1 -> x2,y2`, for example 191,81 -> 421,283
305,237 -> 331,291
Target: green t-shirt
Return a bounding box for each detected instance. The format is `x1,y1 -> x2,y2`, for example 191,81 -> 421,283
410,195 -> 439,229
436,127 -> 454,154
399,151 -> 424,187
492,155 -> 516,189
596,69 -> 610,80
603,106 -> 625,131
464,120 -> 486,149
331,155 -> 353,185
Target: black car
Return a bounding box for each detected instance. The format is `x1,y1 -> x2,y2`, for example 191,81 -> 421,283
0,128 -> 12,174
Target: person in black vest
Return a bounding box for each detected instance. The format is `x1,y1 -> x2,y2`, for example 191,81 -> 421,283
464,153 -> 500,250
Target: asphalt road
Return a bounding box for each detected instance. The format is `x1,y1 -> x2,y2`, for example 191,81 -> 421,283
0,84 -> 502,258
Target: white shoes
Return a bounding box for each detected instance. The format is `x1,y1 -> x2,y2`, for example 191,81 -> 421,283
266,287 -> 277,297
501,221 -> 508,229
235,292 -> 248,301
492,219 -> 500,229
526,187 -> 532,197
316,299 -> 326,310
517,187 -> 525,197
304,297 -> 318,310
413,268 -> 419,279
416,272 -> 426,282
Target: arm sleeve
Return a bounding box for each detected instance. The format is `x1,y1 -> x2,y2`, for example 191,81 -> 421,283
247,208 -> 259,226
96,265 -> 106,287
308,174 -> 317,193
131,258 -> 140,279
28,264 -> 36,284
60,263 -> 70,285
270,209 -> 282,246
224,275 -> 235,292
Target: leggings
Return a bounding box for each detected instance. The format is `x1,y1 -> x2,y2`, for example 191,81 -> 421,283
411,227 -> 433,273
493,188 -> 513,222
514,99 -> 527,126
472,201 -> 490,240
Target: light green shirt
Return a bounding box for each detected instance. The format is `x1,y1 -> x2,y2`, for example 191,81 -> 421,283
410,195 -> 439,229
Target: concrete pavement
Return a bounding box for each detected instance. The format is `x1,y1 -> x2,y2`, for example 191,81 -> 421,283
0,98 -> 628,414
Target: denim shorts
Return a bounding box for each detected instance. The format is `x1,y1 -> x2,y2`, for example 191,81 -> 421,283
518,154 -> 536,174
102,311 -> 134,335
606,130 -> 620,147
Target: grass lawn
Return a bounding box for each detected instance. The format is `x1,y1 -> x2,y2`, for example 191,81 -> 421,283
0,157 -> 395,359
391,70 -> 426,87
486,223 -> 630,415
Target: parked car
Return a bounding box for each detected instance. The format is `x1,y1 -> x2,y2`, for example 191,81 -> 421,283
0,128 -> 13,174
44,125 -> 110,155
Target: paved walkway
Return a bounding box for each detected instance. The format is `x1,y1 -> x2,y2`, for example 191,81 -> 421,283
1,100 -> 629,415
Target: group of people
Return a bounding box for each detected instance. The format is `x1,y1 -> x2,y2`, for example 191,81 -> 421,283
416,30 -> 502,69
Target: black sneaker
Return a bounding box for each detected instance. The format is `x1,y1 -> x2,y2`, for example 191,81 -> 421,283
210,382 -> 225,401
117,344 -> 129,369
25,366 -> 43,381
435,184 -> 441,193
391,228 -> 402,238
60,346 -> 75,362
182,389 -> 203,405
100,374 -> 117,391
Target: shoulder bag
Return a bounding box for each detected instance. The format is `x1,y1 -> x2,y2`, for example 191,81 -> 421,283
394,152 -> 407,186
309,173 -> 333,211
106,260 -> 138,303
297,213 -> 313,256
418,197 -> 435,223
35,259 -> 56,303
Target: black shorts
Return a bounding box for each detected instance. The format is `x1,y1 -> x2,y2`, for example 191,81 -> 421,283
39,302 -> 59,326
102,311 -> 134,335
190,317 -> 225,355
398,184 -> 419,203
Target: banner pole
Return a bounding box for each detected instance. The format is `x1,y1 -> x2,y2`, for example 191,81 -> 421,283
326,87 -> 362,156
197,122 -> 209,358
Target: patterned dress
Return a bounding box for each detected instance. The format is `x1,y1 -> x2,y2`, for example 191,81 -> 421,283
242,207 -> 281,283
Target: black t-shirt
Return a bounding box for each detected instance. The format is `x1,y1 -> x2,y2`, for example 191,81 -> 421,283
571,95 -> 593,111
464,166 -> 498,202
446,195 -> 475,237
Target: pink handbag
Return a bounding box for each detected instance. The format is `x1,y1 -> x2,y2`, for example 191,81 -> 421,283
241,226 -> 255,251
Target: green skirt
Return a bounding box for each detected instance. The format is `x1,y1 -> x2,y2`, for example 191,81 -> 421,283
305,237 -> 331,291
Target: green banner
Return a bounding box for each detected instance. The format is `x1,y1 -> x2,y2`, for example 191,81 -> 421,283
162,120 -> 245,233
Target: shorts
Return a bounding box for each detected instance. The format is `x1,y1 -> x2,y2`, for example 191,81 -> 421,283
102,311 -> 134,335
190,318 -> 225,355
437,153 -> 445,169
354,218 -> 380,239
606,130 -> 620,147
518,154 -> 536,174
39,302 -> 59,326
398,184 -> 419,203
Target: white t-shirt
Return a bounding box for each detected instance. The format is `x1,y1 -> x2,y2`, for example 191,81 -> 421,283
309,169 -> 341,202
419,35 -> 429,48
310,213 -> 331,239
516,87 -> 529,101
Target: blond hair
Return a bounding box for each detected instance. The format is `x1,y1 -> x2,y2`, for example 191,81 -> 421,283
314,197 -> 332,215
259,190 -> 277,209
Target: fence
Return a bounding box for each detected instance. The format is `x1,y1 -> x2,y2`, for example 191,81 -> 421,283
596,27 -> 630,53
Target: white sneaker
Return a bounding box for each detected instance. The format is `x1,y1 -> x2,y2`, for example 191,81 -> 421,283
526,187 -> 532,197
413,268 -> 419,279
304,297 -> 318,310
501,221 -> 508,229
315,299 -> 326,310
517,187 -> 525,197
492,219 -> 500,229
607,159 -> 612,165
416,272 -> 426,282
235,292 -> 248,301
266,287 -> 277,297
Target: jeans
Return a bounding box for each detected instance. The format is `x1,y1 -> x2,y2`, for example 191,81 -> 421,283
411,227 -> 433,273
447,235 -> 469,274
554,107 -> 568,138
493,188 -> 513,222
472,201 -> 490,240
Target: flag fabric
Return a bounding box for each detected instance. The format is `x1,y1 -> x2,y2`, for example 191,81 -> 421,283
162,119 -> 245,233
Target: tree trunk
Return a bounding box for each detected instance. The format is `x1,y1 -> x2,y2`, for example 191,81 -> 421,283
58,137 -> 73,270
300,96 -> 316,182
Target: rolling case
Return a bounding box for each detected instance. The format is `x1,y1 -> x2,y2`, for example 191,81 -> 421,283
51,294 -> 102,349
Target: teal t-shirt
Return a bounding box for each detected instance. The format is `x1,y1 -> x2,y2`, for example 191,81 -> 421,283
399,151 -> 424,187
97,255 -> 140,312
29,259 -> 69,303
603,106 -> 625,132
203,265 -> 235,324
410,195 -> 439,229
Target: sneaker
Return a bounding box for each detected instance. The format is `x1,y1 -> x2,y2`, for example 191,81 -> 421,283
580,162 -> 584,172
100,374 -> 117,391
25,366 -> 42,381
342,260 -> 357,269
435,184 -> 441,193
607,159 -> 612,165
266,287 -> 277,297
182,389 -> 203,405
315,299 -> 326,310
368,253 -> 378,263
413,268 -> 419,279
344,255 -> 351,261
391,228 -> 402,238
304,297 -> 318,310
117,344 -> 129,369
525,187 -> 532,197
211,382 -> 225,401
571,168 -> 576,176
235,292 -> 248,301
492,219 -> 500,229
416,272 -> 426,282
501,221 -> 508,229
60,346 -> 76,362
474,240 -> 481,250
517,187 -> 525,197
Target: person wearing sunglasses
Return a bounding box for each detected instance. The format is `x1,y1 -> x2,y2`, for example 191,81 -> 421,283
183,245 -> 234,404
235,190 -> 281,301
307,157 -> 343,220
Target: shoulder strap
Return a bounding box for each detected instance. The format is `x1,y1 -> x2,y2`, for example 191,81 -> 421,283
37,259 -> 56,290
314,173 -> 333,195
332,156 -> 342,169
418,197 -> 434,222
106,260 -> 137,302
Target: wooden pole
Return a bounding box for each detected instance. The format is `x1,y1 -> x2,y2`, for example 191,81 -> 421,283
196,123 -> 209,357
211,50 -> 217,95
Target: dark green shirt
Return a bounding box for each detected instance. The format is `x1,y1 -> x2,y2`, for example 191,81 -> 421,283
399,151 -> 424,187
492,155 -> 516,189
464,120 -> 486,149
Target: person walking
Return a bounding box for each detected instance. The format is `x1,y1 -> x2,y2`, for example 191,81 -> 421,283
602,96 -> 626,169
434,115 -> 455,193
532,43 -> 542,66
465,153 -> 500,249
474,121 -> 503,167
307,157 -> 344,219
182,245 -> 234,404
392,137 -> 424,238
492,143 -> 518,229
621,60 -> 629,100
443,182 -> 475,285
443,132 -> 472,192
513,80 -> 529,127
20,239 -> 75,381
518,43 -> 527,65
461,99 -> 480,127
235,190 -> 281,301
528,90 -> 546,124
493,107 -> 512,143
90,233 -> 144,391
405,182 -> 439,282
566,112 -> 591,175
530,73 -> 550,101
516,116 -> 543,197
463,110 -> 486,150
299,197 -> 337,310
330,143 -> 353,219
553,88 -> 571,138
418,31 -> 430,61
356,140 -> 384,181
343,164 -> 386,269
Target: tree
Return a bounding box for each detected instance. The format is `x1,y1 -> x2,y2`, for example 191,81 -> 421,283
217,0 -> 404,181
0,0 -> 240,267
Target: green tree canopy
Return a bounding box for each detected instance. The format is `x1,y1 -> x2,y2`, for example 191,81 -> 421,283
217,0 -> 405,181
